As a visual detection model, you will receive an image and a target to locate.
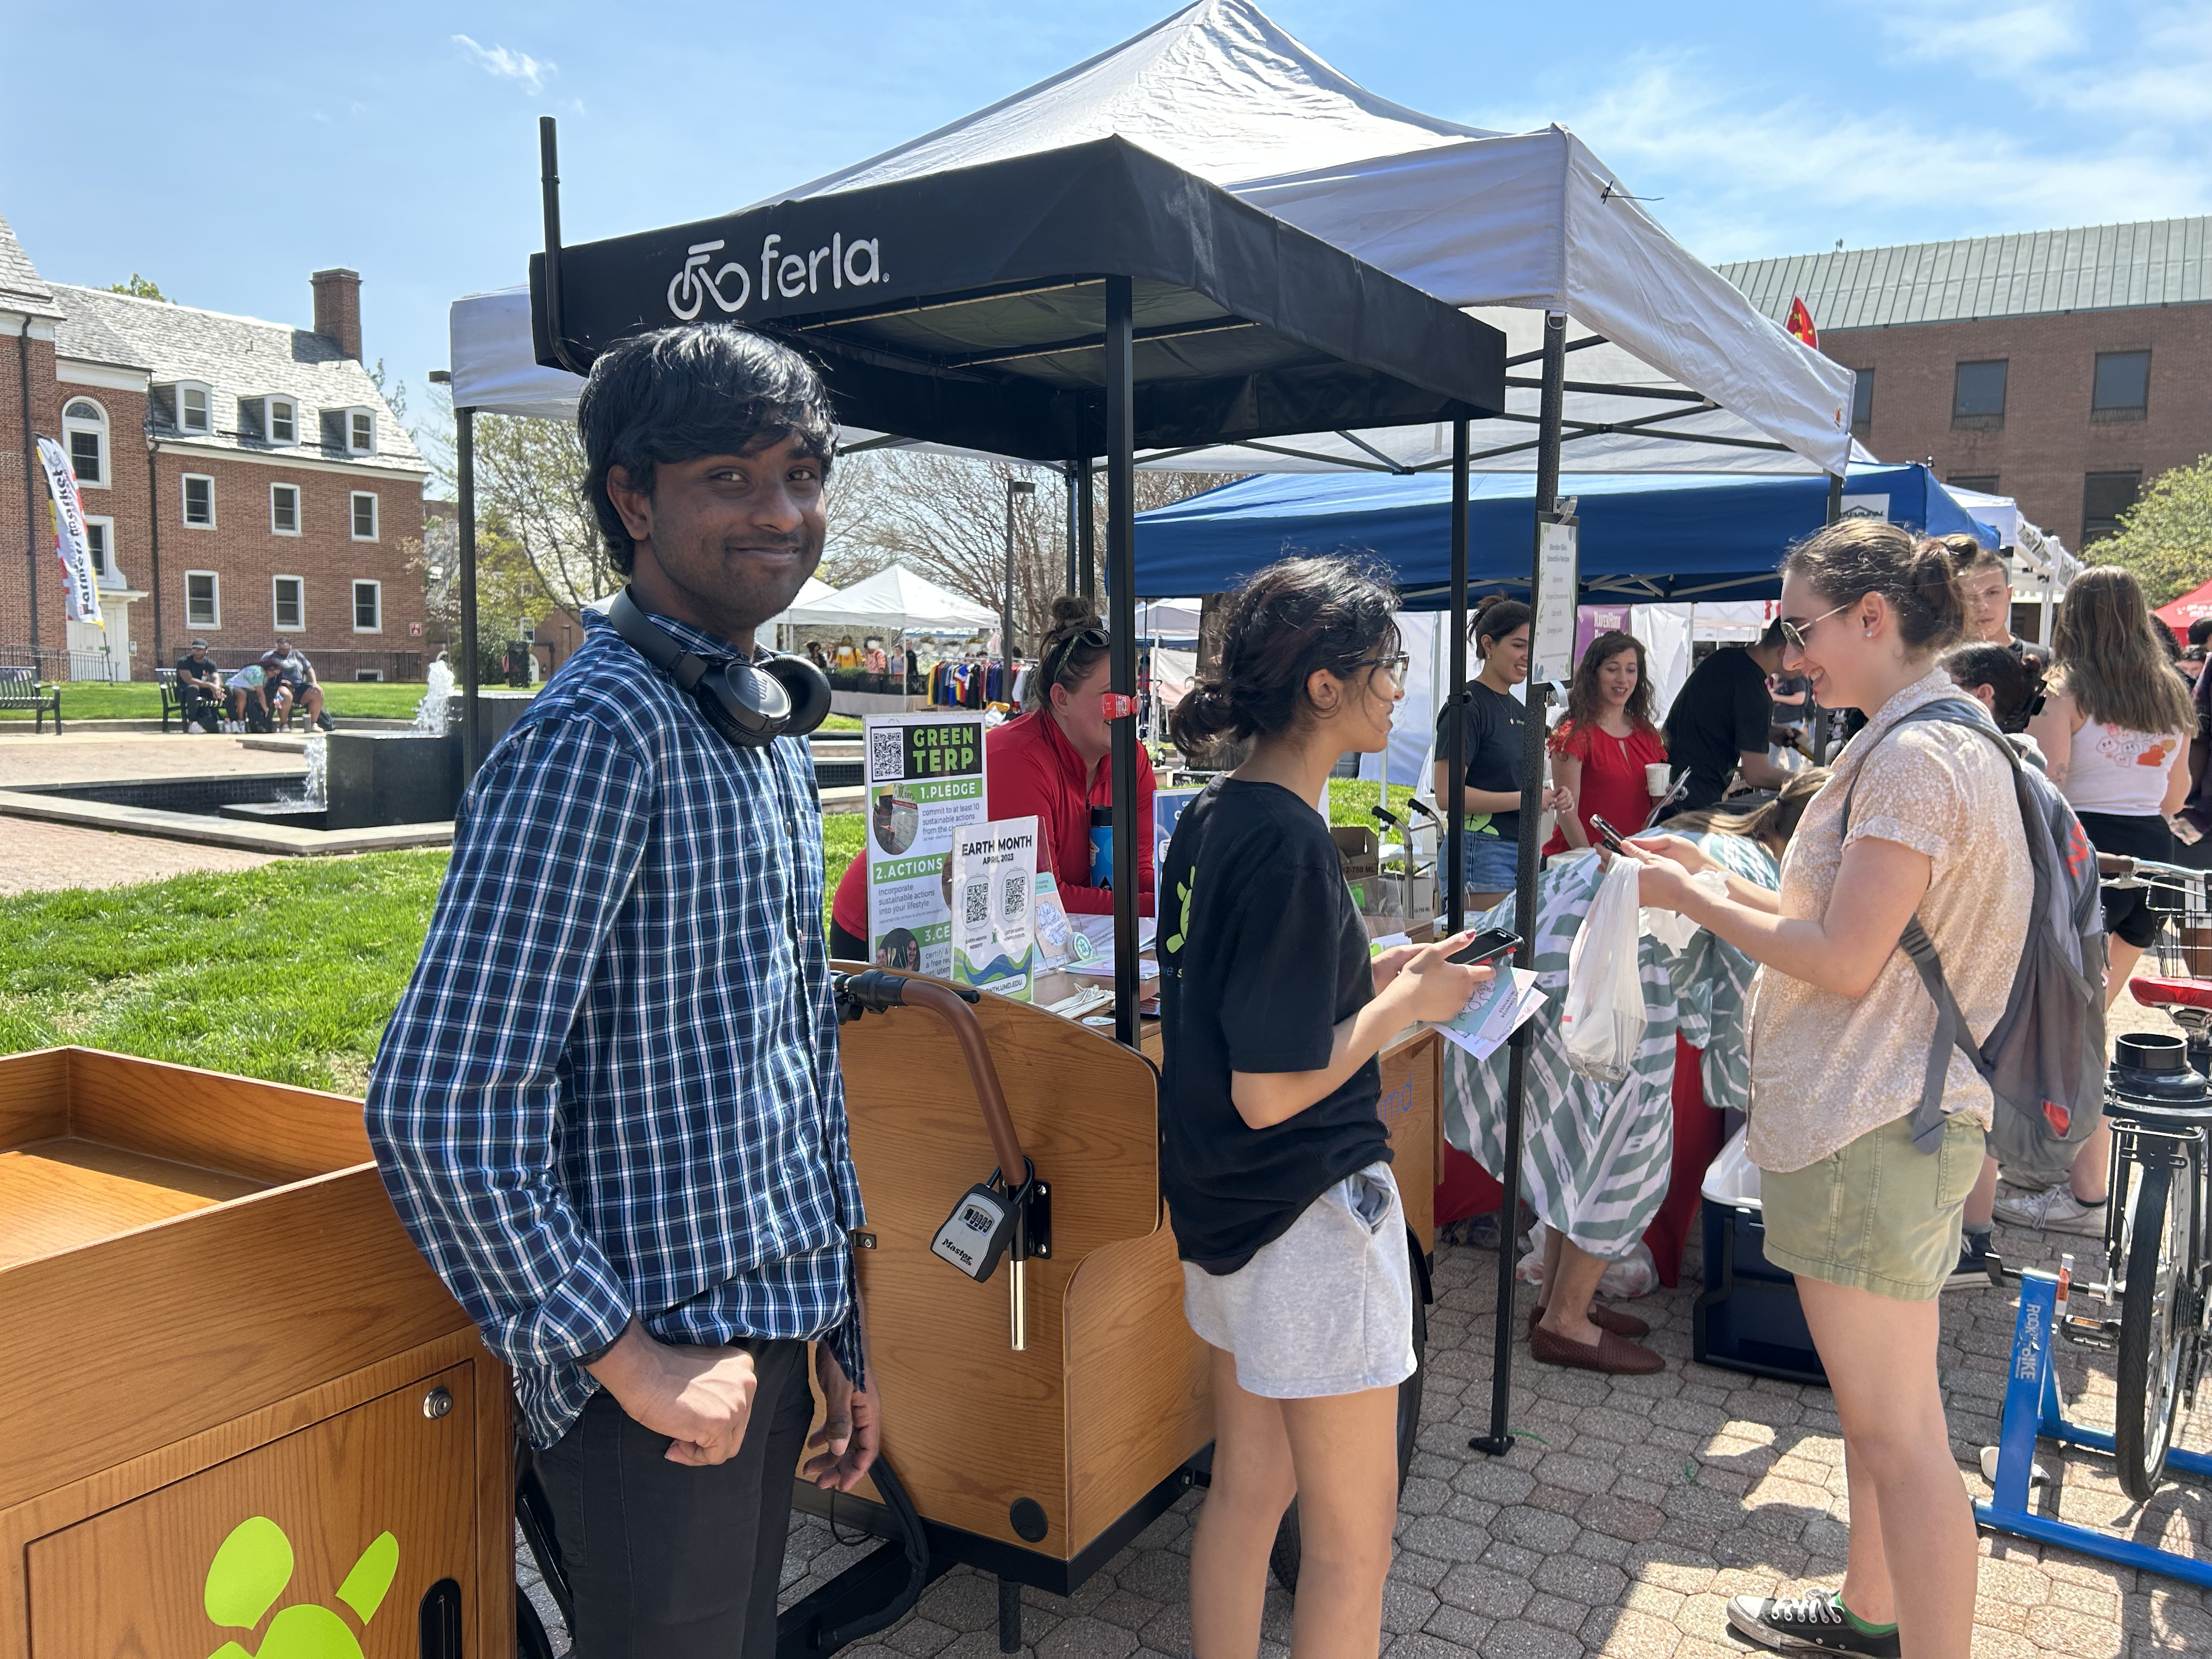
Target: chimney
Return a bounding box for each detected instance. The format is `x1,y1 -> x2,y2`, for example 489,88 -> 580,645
311,267 -> 362,360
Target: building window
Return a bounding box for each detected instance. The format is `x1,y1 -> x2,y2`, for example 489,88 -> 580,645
2092,350 -> 2150,421
354,668 -> 386,682
273,575 -> 304,631
83,517 -> 112,577
185,571 -> 220,629
181,473 -> 215,527
349,409 -> 376,454
1949,474 -> 2000,495
352,579 -> 382,633
2083,471 -> 2142,545
1953,360 -> 2007,427
63,398 -> 108,487
178,382 -> 212,434
1848,369 -> 1874,436
270,482 -> 301,534
351,490 -> 379,540
269,397 -> 297,444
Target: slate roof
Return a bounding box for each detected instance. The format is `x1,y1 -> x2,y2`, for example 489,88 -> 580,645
0,209 -> 63,318
48,282 -> 426,477
1719,216 -> 2212,331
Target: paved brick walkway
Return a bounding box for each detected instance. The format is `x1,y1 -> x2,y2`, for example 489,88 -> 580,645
521,1204 -> 2212,1658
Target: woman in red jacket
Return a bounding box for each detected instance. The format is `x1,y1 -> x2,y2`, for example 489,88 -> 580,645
830,596 -> 1156,958
1545,629 -> 1668,854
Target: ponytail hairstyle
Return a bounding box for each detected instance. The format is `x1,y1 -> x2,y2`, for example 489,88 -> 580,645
1779,519 -> 1965,653
1471,594 -> 1531,659
1029,594 -> 1109,713
1171,555 -> 1401,751
2050,565 -> 2197,737
1668,766 -> 1832,849
1561,630 -> 1656,737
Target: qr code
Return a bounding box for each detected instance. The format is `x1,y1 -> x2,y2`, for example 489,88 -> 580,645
963,883 -> 990,926
868,726 -> 904,782
1002,873 -> 1029,921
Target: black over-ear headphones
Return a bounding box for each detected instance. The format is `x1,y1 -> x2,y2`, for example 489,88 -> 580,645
606,588 -> 833,748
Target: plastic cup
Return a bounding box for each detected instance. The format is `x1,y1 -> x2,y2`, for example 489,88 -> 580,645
1645,762 -> 1671,796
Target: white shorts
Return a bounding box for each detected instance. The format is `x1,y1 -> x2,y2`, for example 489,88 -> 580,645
1182,1161 -> 1417,1400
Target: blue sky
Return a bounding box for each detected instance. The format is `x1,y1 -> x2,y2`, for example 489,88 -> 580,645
4,0 -> 2204,455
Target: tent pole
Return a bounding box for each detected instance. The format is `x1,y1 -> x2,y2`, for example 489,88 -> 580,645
1447,420 -> 1469,934
1105,277 -> 1139,1049
1064,464 -> 1079,594
1475,309 -> 1567,1460
1077,456 -> 1097,601
1812,472 -> 1843,764
458,404 -> 482,778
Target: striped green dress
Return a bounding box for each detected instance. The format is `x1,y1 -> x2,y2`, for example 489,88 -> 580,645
1442,851 -> 1681,1260
1663,833 -> 1781,1116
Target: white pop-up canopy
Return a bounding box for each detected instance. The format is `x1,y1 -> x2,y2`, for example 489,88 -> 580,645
782,566 -> 995,638
449,0 -> 1854,479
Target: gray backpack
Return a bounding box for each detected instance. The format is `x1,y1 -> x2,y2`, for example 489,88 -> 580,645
1838,697 -> 2108,1184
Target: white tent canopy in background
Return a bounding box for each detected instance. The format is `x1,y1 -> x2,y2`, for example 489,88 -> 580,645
765,575 -> 837,640
449,0 -> 1854,482
783,566 -> 995,638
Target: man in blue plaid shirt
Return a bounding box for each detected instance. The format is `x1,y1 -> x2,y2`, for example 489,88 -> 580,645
367,325 -> 871,1656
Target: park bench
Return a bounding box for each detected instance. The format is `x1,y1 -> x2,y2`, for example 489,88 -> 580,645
0,667 -> 61,733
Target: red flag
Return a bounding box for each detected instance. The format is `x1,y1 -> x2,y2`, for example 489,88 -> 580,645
1785,297 -> 1820,351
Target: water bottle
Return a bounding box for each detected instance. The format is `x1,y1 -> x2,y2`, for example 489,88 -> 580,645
1089,805 -> 1114,889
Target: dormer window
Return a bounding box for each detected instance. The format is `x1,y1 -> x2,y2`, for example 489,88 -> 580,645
349,408 -> 376,454
235,396 -> 299,446
269,397 -> 297,444
177,382 -> 212,435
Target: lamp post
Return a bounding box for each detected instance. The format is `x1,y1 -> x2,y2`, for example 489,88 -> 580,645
1003,477 -> 1035,703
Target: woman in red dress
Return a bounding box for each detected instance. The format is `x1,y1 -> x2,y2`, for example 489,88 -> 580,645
1545,630 -> 1667,854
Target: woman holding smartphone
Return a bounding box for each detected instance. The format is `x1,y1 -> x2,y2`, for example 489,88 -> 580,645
1160,555 -> 1488,1659
1628,520 -> 2029,1658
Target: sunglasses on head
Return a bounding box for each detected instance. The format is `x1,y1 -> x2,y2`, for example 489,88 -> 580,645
1046,627 -> 1108,687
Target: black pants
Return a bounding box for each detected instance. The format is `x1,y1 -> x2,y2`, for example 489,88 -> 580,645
534,1338 -> 815,1658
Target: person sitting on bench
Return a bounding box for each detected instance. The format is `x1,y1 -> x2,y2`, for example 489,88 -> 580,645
174,639 -> 224,732
225,662 -> 275,732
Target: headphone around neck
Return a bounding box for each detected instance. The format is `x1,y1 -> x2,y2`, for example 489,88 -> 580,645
606,587 -> 832,748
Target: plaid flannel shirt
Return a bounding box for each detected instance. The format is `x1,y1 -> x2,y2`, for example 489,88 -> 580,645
366,609 -> 864,1447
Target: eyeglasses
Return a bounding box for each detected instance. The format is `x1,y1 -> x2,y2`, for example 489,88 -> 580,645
1779,602 -> 1853,654
1361,652 -> 1412,683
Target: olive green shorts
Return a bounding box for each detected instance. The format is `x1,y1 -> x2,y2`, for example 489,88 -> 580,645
1760,1111 -> 1986,1301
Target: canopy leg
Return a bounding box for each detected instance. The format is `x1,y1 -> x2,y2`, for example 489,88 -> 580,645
458,404 -> 481,778
997,1575 -> 1023,1654
1446,419 -> 1469,935
1105,276 -> 1139,1050
1077,458 -> 1096,602
1475,310 -> 1567,1458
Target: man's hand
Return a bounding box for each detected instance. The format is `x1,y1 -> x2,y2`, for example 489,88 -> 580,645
806,1344 -> 881,1491
586,1321 -> 760,1466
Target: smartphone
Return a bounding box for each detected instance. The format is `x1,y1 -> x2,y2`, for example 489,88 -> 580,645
1589,814 -> 1628,853
1448,927 -> 1522,967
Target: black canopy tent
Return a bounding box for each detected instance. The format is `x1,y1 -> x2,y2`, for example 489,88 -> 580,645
524,124 -> 1508,1046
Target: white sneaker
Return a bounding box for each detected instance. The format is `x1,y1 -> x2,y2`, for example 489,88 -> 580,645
1991,1183 -> 2109,1237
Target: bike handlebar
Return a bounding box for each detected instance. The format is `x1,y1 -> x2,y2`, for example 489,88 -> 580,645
834,970 -> 1026,1183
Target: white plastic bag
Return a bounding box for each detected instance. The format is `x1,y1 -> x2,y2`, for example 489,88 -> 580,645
1560,855 -> 1646,1084
1514,1220 -> 1660,1299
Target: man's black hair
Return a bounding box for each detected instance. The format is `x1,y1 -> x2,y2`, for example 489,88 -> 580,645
2189,616 -> 2212,648
577,325 -> 838,576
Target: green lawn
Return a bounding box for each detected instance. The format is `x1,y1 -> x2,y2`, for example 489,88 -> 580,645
1,680 -> 448,721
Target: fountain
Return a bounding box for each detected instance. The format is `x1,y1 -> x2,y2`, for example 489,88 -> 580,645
414,660 -> 455,733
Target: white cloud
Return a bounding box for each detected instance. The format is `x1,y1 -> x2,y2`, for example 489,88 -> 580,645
453,35 -> 555,94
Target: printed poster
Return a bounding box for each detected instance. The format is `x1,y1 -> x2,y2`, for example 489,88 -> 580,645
864,713 -> 988,975
1152,786 -> 1203,880
951,815 -> 1039,1000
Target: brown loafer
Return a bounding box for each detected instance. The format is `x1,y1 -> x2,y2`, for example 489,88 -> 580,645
1529,1301 -> 1650,1339
1529,1321 -> 1665,1374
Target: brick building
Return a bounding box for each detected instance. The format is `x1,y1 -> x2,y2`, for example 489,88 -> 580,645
1,209 -> 427,682
1721,217 -> 2211,552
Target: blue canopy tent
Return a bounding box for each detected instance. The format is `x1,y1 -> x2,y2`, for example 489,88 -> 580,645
1132,462 -> 1997,602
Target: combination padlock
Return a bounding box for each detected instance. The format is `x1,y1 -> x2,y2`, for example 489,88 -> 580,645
930,1164 -> 1025,1282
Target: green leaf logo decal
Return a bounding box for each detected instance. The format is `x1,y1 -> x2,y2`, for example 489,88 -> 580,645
198,1516 -> 394,1659
1163,874 -> 1194,955
204,1516 -> 293,1629
336,1532 -> 398,1623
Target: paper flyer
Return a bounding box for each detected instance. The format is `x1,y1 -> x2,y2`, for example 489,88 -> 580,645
952,816 -> 1040,1000
864,713 -> 988,975
1431,967 -> 1547,1061
1031,870 -> 1092,970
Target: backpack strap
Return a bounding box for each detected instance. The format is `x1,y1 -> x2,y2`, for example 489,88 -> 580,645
1836,697 -> 2022,1150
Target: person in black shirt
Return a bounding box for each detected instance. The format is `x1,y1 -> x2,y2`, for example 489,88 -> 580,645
1660,623 -> 1791,816
173,639 -> 224,732
1432,595 -> 1572,910
1161,555 -> 1488,1659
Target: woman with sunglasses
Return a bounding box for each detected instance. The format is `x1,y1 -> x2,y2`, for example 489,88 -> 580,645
1160,555 -> 1487,1659
1627,520 -> 2029,1659
829,596 -> 1155,958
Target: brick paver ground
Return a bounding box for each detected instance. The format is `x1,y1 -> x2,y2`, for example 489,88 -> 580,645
521,1199 -> 2212,1657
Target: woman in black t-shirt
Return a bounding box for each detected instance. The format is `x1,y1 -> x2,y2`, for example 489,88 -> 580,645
1160,555 -> 1489,1659
1433,595 -> 1573,911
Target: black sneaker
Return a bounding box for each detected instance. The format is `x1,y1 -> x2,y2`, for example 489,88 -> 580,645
1945,1229 -> 1999,1290
1727,1591 -> 1900,1657
315,712 -> 335,732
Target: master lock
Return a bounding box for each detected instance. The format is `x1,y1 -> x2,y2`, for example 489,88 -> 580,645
932,1169 -> 1020,1282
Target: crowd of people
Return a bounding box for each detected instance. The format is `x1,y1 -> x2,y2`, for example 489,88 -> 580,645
353,319 -> 2201,1659
171,634 -> 333,734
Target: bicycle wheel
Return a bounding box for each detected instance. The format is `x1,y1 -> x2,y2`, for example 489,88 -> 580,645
2114,1151 -> 2196,1502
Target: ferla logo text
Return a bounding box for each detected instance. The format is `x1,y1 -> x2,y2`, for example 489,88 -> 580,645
669,232 -> 885,321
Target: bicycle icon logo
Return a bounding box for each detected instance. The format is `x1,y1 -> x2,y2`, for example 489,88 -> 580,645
668,241 -> 750,321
